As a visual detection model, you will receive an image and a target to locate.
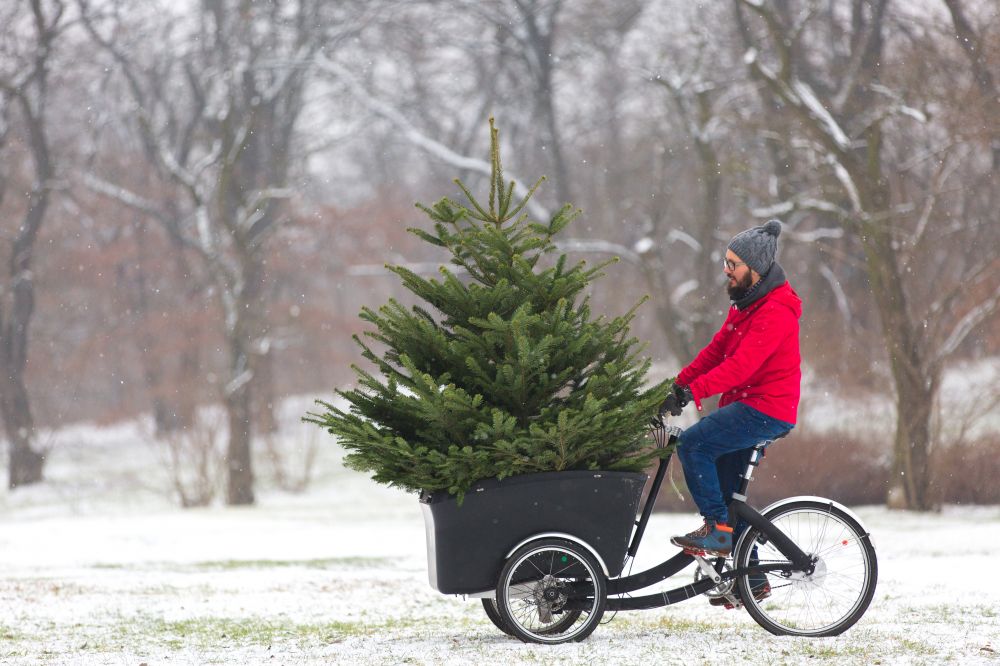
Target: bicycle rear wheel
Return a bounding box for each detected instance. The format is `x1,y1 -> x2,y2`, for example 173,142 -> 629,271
734,499 -> 877,636
495,538 -> 606,644
481,598 -> 515,636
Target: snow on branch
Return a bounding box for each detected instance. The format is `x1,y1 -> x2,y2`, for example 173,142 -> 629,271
554,239 -> 641,265
790,80 -> 851,152
666,228 -> 701,252
317,55 -> 550,221
742,46 -> 853,161
670,278 -> 698,307
870,84 -> 928,124
934,283 -> 1000,363
238,187 -> 293,231
831,159 -> 864,215
751,201 -> 794,218
81,173 -> 169,223
785,226 -> 844,243
819,264 -> 852,326
346,237 -> 643,278
224,368 -> 253,398
752,198 -> 850,234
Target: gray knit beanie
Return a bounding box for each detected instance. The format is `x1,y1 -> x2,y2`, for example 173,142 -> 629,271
727,219 -> 782,275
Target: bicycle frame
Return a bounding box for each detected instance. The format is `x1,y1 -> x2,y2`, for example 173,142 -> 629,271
566,432 -> 814,612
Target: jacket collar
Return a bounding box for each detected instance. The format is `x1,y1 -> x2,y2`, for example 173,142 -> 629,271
731,262 -> 786,311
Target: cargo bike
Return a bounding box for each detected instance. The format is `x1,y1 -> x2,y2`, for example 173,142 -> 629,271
419,419 -> 878,644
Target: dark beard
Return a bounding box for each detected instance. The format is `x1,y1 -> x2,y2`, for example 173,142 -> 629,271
727,272 -> 754,300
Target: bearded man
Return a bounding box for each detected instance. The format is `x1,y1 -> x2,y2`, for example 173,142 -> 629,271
658,219 -> 801,605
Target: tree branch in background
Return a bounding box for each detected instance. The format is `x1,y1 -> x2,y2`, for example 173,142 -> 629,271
317,55 -> 552,222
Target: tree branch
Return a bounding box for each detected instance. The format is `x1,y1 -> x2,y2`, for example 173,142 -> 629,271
934,282 -> 1000,363
316,55 -> 551,221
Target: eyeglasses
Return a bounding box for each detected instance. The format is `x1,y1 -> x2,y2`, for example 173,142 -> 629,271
723,258 -> 747,272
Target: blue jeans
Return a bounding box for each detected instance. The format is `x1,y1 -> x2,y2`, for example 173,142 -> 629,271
677,402 -> 793,531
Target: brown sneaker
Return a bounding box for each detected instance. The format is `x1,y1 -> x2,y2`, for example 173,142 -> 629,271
670,521 -> 733,556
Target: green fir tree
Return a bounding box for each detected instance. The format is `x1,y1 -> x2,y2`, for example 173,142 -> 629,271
305,119 -> 670,497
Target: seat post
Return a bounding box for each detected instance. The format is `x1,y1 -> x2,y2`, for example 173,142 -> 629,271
733,442 -> 768,501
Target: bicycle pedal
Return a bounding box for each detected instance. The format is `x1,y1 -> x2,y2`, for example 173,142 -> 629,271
684,547 -> 730,557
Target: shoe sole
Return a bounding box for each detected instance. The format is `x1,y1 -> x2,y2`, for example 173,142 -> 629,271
710,589 -> 771,609
680,546 -> 731,557
670,537 -> 731,557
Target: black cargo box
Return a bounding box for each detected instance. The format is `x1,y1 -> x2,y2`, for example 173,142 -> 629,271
420,470 -> 647,594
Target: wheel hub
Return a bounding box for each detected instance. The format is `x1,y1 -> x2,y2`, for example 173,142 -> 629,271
789,556 -> 828,587
530,575 -> 567,623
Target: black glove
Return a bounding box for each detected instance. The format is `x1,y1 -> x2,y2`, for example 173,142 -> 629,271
658,384 -> 693,417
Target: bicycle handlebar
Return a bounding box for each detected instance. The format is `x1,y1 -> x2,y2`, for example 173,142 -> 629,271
649,418 -> 682,449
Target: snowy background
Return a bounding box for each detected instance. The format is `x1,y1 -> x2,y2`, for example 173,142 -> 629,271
2,1 -> 1000,663
1,391 -> 999,665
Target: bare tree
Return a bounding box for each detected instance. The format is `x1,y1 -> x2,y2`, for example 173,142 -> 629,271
0,0 -> 68,488
82,0 -> 337,504
733,0 -> 1000,510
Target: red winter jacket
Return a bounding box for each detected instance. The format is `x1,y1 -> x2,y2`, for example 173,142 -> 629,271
676,281 -> 802,424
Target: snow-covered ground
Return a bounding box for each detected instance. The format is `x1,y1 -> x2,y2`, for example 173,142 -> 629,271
1,393 -> 999,665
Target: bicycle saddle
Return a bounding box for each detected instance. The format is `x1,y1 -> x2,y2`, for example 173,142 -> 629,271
755,430 -> 791,450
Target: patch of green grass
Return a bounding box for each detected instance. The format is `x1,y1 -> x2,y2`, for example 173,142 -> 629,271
106,614 -> 431,651
90,556 -> 396,572
638,616 -> 720,633
0,624 -> 24,641
145,617 -> 343,647
899,604 -> 962,624
0,612 -> 467,659
197,556 -> 395,571
897,638 -> 938,656
796,642 -> 868,659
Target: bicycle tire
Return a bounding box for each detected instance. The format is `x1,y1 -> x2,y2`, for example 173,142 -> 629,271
495,537 -> 607,644
734,498 -> 877,637
481,598 -> 515,636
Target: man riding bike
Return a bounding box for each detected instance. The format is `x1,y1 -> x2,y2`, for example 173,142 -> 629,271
659,219 -> 801,606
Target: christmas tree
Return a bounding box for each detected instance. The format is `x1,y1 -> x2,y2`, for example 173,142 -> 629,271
306,119 -> 670,498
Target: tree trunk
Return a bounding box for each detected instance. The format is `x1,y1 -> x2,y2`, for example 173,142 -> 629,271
1,92 -> 51,489
888,370 -> 937,510
225,371 -> 255,505
255,348 -> 278,436
1,233 -> 46,488
1,375 -> 44,489
853,126 -> 937,510
224,292 -> 257,505
223,252 -> 266,506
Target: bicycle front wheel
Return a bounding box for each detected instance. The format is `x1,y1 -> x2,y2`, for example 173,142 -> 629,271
734,499 -> 877,637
